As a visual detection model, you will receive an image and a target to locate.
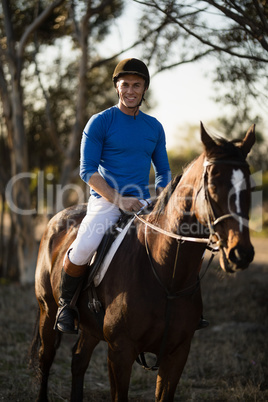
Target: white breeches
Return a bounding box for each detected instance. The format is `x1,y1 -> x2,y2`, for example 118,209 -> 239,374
68,196 -> 150,266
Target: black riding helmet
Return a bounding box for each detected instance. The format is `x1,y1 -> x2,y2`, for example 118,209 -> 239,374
112,58 -> 150,89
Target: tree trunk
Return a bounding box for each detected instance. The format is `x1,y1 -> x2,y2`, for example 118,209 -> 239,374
1,0 -> 66,283
60,4 -> 90,189
6,69 -> 37,283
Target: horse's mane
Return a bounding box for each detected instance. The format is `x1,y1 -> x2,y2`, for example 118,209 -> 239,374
148,174 -> 182,222
149,135 -> 246,222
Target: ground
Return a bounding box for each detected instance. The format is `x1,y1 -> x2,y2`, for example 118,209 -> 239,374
0,237 -> 267,401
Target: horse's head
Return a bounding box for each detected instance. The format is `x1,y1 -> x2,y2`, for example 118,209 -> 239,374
199,122 -> 255,273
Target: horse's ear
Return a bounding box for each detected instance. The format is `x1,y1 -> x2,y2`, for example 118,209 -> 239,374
240,124 -> 256,157
200,122 -> 216,152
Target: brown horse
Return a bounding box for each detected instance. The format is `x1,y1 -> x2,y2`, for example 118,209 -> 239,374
30,123 -> 255,401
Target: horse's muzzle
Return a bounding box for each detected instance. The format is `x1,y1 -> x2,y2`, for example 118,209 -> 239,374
220,244 -> 255,272
229,244 -> 254,269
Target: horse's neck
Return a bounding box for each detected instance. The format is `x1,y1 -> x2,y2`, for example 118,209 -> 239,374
142,218 -> 205,291
142,155 -> 206,283
146,154 -> 205,240
168,155 -> 205,231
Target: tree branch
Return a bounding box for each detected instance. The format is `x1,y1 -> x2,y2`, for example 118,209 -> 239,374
18,0 -> 67,59
90,11 -> 184,71
252,0 -> 268,34
138,1 -> 268,63
204,0 -> 268,51
91,0 -> 115,15
151,49 -> 214,77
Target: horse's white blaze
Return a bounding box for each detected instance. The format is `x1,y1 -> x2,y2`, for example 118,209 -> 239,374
231,169 -> 245,231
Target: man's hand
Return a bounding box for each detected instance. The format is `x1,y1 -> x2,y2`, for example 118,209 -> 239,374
88,172 -> 144,212
118,196 -> 144,212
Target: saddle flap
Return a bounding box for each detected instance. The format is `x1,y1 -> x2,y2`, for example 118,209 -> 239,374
85,213 -> 135,288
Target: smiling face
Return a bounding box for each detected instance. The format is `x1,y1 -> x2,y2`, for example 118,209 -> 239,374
116,74 -> 147,115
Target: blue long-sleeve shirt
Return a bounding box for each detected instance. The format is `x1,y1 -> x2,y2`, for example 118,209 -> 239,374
80,105 -> 171,199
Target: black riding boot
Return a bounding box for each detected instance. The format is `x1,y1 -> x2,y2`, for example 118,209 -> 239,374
55,259 -> 87,334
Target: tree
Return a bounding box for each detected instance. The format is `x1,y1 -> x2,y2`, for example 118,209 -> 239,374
0,0 -> 67,283
135,0 -> 268,131
0,0 -> 124,282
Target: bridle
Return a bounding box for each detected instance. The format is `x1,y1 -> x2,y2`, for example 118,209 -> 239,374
135,156 -> 250,252
202,157 -> 250,249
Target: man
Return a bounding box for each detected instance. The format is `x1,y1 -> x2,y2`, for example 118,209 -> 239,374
55,58 -> 171,334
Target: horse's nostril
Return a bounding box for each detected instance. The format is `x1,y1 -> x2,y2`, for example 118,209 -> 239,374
229,245 -> 254,269
234,248 -> 242,261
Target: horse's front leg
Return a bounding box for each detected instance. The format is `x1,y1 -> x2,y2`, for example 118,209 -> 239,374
107,344 -> 135,402
71,331 -> 100,402
155,337 -> 192,402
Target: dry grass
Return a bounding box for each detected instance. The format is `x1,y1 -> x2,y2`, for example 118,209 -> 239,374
0,238 -> 267,401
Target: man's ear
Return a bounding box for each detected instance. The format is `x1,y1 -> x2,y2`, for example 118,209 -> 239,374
115,83 -> 119,96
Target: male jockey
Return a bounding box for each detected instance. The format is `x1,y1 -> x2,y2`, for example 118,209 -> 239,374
55,58 -> 172,334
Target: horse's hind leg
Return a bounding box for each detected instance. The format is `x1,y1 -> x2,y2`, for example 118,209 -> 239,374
71,331 -> 100,402
37,303 -> 59,402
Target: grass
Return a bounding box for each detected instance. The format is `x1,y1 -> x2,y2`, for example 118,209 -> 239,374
0,238 -> 268,401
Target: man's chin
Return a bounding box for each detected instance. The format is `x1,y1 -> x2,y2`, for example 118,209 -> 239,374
125,103 -> 139,109
124,98 -> 142,108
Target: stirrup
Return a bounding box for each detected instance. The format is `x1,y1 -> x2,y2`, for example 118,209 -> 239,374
54,303 -> 80,334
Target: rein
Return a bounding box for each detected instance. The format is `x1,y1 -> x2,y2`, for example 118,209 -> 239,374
143,224 -> 210,299
135,214 -> 218,249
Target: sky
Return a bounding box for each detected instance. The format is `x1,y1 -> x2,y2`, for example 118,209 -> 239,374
148,63 -> 220,149
99,1 -> 229,150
